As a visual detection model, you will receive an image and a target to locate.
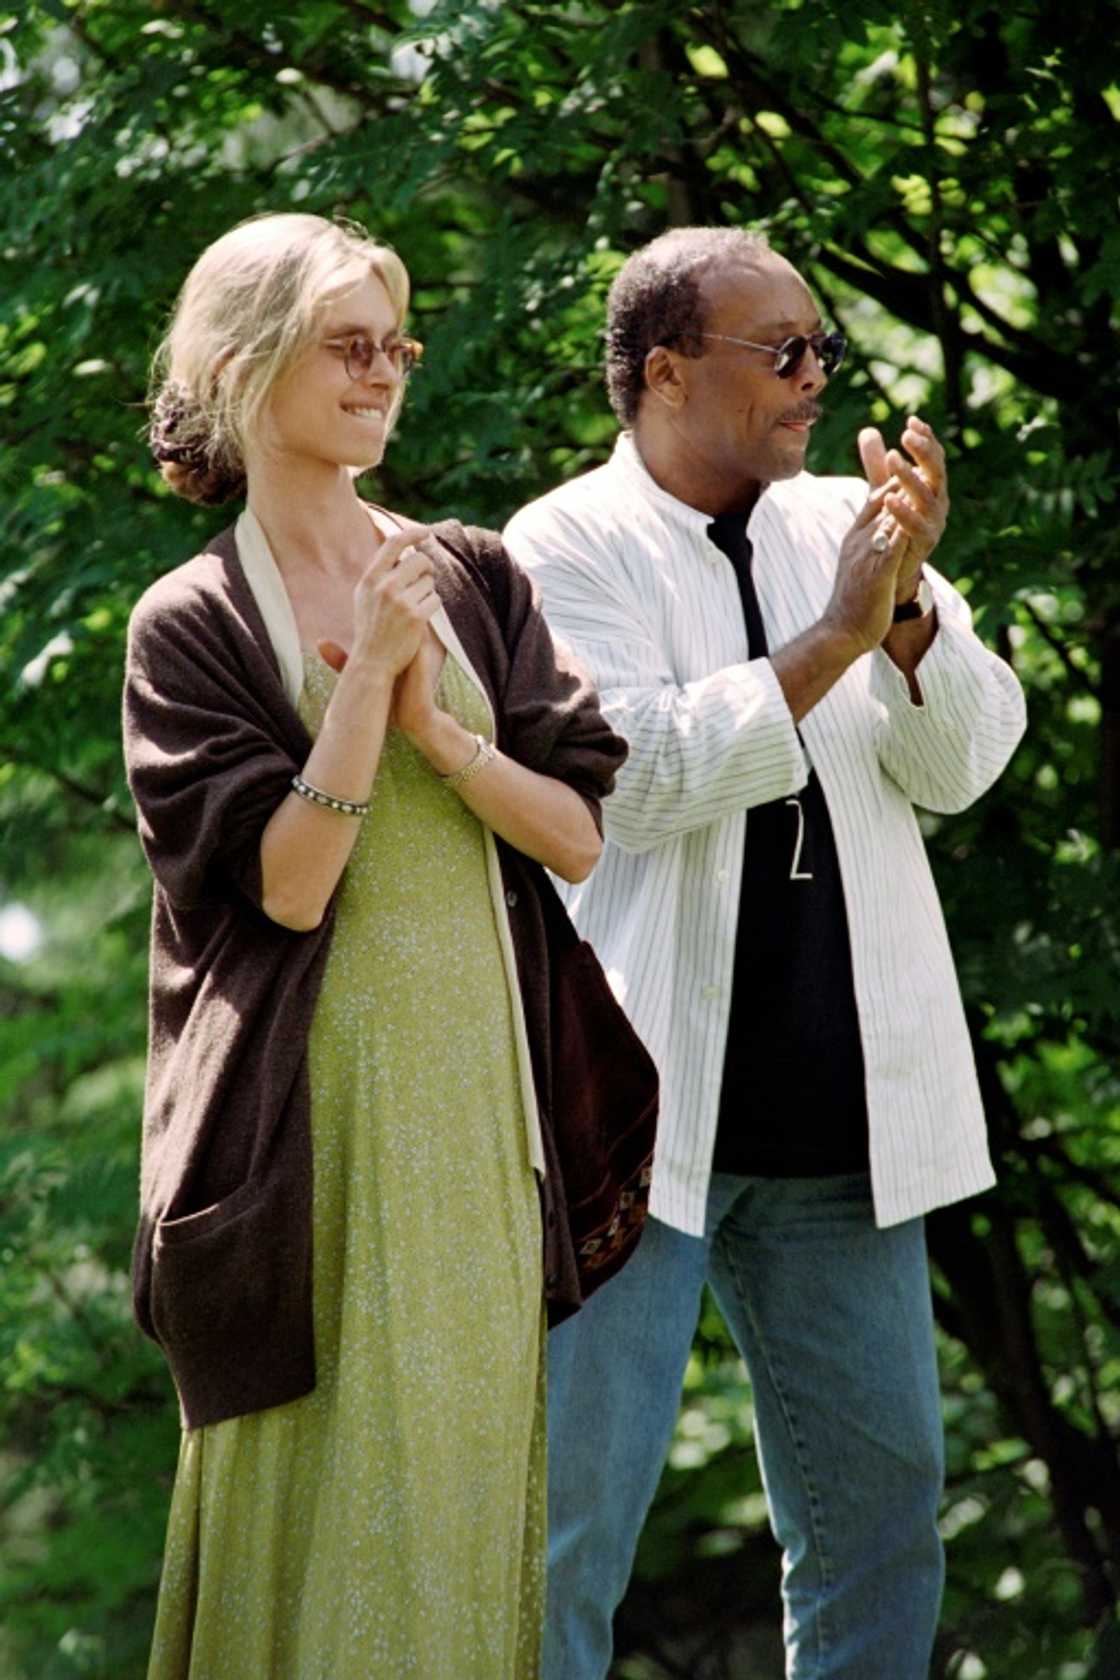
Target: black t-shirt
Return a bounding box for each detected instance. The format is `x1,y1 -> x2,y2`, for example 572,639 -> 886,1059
707,512 -> 868,1176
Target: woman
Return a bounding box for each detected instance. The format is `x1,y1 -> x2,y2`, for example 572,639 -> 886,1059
123,211 -> 630,1678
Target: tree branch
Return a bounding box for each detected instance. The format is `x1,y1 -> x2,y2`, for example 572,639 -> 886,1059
0,750 -> 135,834
1019,600 -> 1099,699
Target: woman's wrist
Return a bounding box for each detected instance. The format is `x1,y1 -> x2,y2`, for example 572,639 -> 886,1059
402,710 -> 474,774
340,646 -> 401,697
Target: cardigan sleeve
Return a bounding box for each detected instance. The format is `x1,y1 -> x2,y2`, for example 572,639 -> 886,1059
123,572 -> 306,911
439,522 -> 629,821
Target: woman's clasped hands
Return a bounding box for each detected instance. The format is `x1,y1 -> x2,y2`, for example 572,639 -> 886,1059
317,526 -> 440,681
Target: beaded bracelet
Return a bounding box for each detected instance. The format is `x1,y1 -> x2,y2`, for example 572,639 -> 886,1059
441,734 -> 497,788
291,773 -> 370,817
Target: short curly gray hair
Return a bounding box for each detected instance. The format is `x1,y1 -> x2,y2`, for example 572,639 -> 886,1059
605,226 -> 771,425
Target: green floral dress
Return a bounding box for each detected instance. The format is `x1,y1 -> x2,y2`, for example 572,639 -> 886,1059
147,651 -> 546,1679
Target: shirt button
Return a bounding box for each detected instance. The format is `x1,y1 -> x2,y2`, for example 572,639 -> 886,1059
717,868 -> 729,884
505,890 -> 518,908
701,983 -> 720,1000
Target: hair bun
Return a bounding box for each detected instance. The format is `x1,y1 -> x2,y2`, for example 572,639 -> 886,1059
158,456 -> 247,507
148,380 -> 245,505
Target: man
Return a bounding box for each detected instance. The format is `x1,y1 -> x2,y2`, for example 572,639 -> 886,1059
503,226 -> 1027,1680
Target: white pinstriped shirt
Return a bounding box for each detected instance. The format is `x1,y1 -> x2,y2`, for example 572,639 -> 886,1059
504,432 -> 1027,1235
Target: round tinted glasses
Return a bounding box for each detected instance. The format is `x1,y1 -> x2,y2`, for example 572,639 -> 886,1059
326,332 -> 424,381
701,329 -> 847,380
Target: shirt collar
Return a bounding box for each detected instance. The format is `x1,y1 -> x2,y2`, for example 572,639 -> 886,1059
609,430 -> 778,540
609,431 -> 718,533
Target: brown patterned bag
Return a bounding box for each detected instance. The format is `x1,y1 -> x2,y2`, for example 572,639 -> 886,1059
532,861 -> 658,1299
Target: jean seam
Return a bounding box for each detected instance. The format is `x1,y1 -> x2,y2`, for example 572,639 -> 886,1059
713,1223 -> 834,1674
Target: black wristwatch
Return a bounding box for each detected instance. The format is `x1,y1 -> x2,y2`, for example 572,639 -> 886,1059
893,576 -> 933,623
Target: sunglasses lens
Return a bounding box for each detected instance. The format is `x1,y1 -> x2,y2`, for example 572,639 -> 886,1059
774,336 -> 806,379
820,332 -> 846,376
776,332 -> 847,378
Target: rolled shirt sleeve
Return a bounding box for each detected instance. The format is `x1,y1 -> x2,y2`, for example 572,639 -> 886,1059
871,564 -> 1027,813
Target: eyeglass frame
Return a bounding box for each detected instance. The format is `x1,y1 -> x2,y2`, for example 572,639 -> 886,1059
699,328 -> 846,380
323,331 -> 424,382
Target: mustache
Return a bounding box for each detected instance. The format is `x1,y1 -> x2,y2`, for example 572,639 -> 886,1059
779,400 -> 822,424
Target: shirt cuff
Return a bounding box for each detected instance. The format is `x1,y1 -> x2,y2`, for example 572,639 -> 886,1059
871,574 -> 974,719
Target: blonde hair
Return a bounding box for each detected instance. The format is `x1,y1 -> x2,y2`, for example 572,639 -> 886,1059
148,212 -> 411,504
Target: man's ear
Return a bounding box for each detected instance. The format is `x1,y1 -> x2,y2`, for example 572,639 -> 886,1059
644,345 -> 687,411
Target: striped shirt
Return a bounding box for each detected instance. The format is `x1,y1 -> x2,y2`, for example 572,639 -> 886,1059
503,431 -> 1027,1235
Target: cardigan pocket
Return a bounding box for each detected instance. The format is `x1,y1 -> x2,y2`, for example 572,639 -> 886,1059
154,1175 -> 264,1250
151,1176 -> 280,1355
149,1164 -> 314,1426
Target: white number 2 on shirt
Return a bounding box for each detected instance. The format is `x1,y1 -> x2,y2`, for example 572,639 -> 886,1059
785,797 -> 813,882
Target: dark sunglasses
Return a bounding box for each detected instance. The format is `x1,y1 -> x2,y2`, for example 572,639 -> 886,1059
700,328 -> 847,380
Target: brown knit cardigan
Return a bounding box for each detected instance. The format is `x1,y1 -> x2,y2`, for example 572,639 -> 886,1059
123,515 -> 629,1428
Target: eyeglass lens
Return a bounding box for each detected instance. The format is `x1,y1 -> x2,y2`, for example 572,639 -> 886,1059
344,335 -> 419,380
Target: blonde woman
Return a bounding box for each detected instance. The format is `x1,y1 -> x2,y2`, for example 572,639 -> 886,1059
123,212 -> 629,1678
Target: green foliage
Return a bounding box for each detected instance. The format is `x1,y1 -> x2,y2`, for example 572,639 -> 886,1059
1,2 -> 1118,1675
0,813 -> 174,1677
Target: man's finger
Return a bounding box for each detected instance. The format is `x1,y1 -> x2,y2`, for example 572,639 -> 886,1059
858,427 -> 890,490
886,451 -> 936,512
854,475 -> 898,526
901,416 -> 946,497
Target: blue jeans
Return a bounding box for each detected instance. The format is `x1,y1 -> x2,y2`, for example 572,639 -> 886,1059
545,1172 -> 945,1680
